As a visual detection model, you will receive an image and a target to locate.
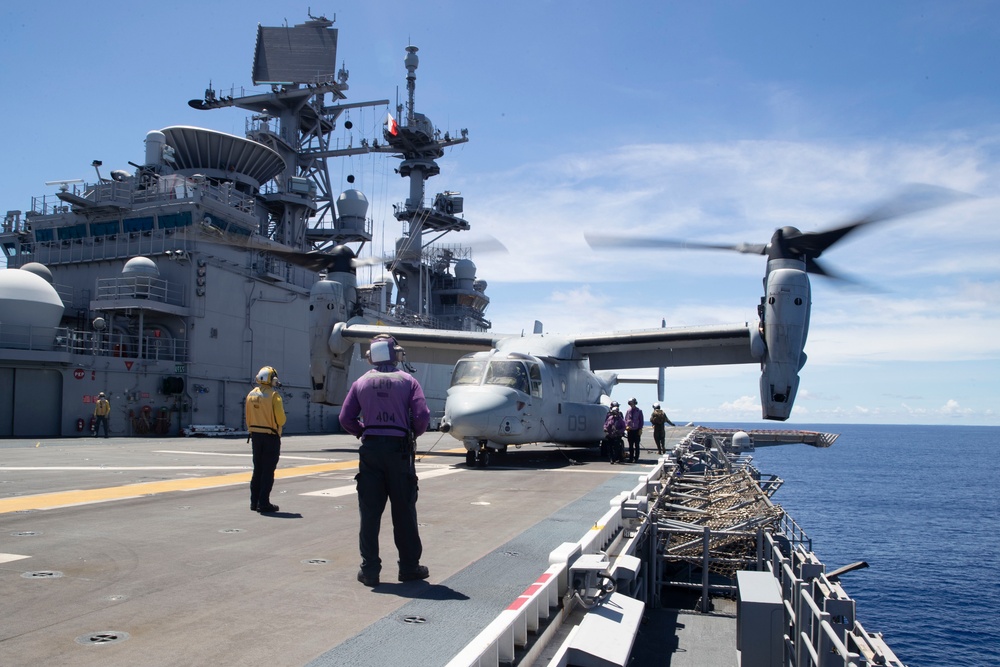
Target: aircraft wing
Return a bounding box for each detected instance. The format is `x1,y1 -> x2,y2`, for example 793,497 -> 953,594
340,322 -> 760,369
574,323 -> 759,370
337,323 -> 507,366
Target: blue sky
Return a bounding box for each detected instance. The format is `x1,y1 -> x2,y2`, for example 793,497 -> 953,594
2,1 -> 998,425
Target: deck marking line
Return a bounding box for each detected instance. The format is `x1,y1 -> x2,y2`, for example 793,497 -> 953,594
2,466 -> 252,472
506,573 -> 554,611
301,465 -> 462,498
155,450 -> 339,462
0,553 -> 31,564
0,460 -> 359,514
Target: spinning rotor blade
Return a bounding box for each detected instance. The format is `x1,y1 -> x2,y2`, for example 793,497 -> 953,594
270,247 -> 359,273
587,183 -> 971,280
355,235 -> 509,268
782,183 -> 973,259
182,222 -> 508,273
178,224 -> 357,272
584,233 -> 766,255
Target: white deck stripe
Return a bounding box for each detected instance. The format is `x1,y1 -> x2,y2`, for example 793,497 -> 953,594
300,465 -> 462,497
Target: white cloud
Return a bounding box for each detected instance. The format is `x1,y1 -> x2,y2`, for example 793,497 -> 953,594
940,399 -> 973,417
719,395 -> 761,414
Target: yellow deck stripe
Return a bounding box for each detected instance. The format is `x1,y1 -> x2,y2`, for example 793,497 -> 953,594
0,460 -> 359,515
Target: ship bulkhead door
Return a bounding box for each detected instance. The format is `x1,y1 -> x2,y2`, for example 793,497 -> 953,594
0,368 -> 11,436
0,368 -> 62,437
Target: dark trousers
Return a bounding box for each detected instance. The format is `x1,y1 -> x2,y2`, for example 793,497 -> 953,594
95,415 -> 109,437
605,436 -> 624,463
653,425 -> 666,453
627,429 -> 641,461
356,435 -> 422,575
250,432 -> 281,508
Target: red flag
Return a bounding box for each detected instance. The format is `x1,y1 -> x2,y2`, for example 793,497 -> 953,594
387,112 -> 399,136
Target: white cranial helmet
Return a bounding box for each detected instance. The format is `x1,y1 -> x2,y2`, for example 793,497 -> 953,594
367,334 -> 403,364
256,366 -> 281,387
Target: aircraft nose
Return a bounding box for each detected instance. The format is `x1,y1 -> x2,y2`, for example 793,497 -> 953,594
444,390 -> 514,438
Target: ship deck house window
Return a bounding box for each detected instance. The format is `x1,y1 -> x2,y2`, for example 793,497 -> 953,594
123,216 -> 154,233
56,223 -> 88,240
91,220 -> 121,236
158,212 -> 192,229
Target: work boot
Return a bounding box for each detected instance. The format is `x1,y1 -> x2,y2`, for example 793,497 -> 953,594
357,570 -> 380,587
257,503 -> 279,513
398,565 -> 429,582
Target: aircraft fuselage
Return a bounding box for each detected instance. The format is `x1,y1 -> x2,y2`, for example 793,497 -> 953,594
441,336 -> 612,453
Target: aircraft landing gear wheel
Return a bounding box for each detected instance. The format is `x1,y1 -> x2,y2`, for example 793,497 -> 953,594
465,441 -> 491,468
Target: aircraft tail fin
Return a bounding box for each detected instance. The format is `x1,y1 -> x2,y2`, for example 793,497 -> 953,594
594,371 -> 618,395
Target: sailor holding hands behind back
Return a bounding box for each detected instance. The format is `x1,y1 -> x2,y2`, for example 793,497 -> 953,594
339,334 -> 431,588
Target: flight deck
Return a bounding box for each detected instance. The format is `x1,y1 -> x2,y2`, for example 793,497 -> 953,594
0,431 -> 659,666
0,427 -> 902,667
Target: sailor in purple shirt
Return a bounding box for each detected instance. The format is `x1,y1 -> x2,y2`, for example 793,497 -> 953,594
624,397 -> 644,463
339,334 -> 431,588
603,401 -> 626,464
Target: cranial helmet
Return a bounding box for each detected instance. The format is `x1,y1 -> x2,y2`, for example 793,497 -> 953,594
256,366 -> 280,387
366,334 -> 403,365
628,397 -> 637,405
610,401 -> 620,410
653,402 -> 661,409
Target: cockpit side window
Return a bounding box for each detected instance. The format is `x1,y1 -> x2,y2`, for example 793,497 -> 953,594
485,360 -> 530,394
451,359 -> 486,386
528,363 -> 542,398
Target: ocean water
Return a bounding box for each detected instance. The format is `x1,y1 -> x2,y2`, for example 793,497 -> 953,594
719,424 -> 1000,667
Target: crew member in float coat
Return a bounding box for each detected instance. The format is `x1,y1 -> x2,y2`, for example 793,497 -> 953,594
339,334 -> 431,588
245,366 -> 286,514
93,392 -> 111,438
649,402 -> 675,454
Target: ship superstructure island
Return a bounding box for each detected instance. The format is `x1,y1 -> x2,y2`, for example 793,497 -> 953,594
0,16 -> 490,437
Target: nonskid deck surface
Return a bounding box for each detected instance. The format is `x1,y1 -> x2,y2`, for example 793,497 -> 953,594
0,430 -> 684,667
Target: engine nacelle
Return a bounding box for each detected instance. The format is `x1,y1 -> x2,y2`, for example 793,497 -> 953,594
759,266 -> 810,420
308,278 -> 350,405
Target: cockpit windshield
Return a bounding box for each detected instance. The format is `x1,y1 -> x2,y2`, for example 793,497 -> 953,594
452,357 -> 542,398
485,360 -> 530,393
450,358 -> 487,387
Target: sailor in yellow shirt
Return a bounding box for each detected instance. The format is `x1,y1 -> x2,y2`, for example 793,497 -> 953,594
245,366 -> 286,513
93,392 -> 111,437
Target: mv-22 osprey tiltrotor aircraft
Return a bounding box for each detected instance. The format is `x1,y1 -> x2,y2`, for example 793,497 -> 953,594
228,184 -> 964,466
